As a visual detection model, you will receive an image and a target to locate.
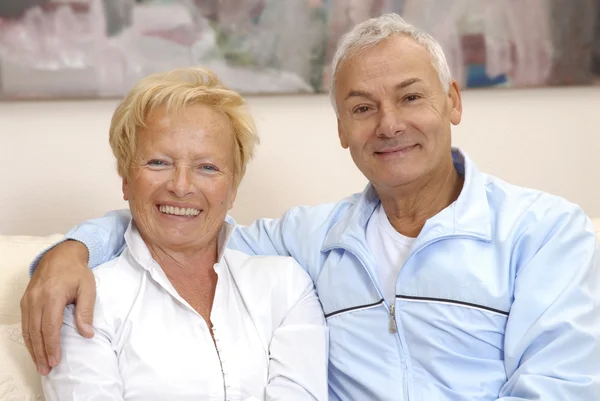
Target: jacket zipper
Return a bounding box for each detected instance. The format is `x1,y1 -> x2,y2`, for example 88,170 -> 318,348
389,304 -> 397,334
394,233 -> 489,401
211,326 -> 227,401
217,348 -> 227,401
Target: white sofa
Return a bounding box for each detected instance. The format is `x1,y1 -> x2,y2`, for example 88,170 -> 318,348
0,233 -> 62,400
1,222 -> 600,400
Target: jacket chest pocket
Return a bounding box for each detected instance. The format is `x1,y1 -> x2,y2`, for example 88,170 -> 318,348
397,298 -> 509,399
397,296 -> 509,356
395,245 -> 513,360
394,244 -> 513,397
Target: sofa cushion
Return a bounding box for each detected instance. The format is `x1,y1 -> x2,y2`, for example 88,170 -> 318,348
0,234 -> 63,325
0,323 -> 45,400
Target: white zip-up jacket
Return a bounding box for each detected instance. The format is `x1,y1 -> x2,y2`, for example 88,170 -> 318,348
42,222 -> 329,401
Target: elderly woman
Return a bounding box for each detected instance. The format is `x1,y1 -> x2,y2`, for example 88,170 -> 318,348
41,67 -> 328,401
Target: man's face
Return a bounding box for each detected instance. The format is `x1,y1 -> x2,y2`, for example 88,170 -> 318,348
334,35 -> 462,191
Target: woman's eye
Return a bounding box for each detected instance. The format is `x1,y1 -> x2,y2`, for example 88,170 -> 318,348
200,165 -> 218,172
148,160 -> 168,167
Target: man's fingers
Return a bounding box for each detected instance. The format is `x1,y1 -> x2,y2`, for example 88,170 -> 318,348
20,295 -> 36,365
26,291 -> 50,375
75,276 -> 96,338
20,240 -> 94,374
41,300 -> 67,368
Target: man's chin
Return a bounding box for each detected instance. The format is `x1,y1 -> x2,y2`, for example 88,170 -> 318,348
369,171 -> 424,191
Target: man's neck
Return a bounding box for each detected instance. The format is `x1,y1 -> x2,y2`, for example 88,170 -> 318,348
376,157 -> 464,238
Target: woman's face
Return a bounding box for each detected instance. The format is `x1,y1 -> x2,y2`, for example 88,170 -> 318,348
123,104 -> 238,253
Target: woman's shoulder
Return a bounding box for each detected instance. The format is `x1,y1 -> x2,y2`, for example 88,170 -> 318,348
224,249 -> 314,309
94,249 -> 143,289
62,250 -> 144,338
91,248 -> 145,315
224,249 -> 313,289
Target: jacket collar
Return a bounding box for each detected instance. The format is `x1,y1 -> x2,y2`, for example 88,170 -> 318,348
322,148 -> 492,255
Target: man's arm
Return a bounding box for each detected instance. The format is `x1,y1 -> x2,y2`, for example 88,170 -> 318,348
229,216 -> 292,257
498,208 -> 600,400
30,209 -> 132,274
229,202 -> 341,277
21,209 -> 131,375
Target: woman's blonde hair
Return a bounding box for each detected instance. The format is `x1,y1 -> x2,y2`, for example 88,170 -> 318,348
109,67 -> 258,187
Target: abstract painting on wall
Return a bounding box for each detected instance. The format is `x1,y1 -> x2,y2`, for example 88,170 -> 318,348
0,0 -> 599,99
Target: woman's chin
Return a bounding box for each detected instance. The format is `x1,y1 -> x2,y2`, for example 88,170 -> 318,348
155,237 -> 199,251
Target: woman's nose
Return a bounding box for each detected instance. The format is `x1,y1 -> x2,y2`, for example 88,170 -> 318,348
167,167 -> 194,197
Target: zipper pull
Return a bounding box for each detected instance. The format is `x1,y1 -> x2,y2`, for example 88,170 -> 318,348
389,304 -> 397,334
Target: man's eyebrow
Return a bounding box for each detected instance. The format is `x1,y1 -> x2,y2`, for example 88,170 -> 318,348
395,77 -> 423,90
344,90 -> 373,102
344,78 -> 424,101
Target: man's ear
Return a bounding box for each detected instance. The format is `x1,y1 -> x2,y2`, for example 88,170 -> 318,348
122,177 -> 130,201
338,119 -> 349,149
448,80 -> 463,126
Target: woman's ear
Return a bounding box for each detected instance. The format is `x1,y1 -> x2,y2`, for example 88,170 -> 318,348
228,187 -> 238,210
122,177 -> 130,201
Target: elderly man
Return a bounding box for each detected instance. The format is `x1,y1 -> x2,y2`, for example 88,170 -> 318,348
22,13 -> 599,401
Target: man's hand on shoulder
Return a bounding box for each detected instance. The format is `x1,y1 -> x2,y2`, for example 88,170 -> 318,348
20,240 -> 96,375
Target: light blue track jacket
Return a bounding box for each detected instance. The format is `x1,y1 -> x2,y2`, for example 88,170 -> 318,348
39,149 -> 600,400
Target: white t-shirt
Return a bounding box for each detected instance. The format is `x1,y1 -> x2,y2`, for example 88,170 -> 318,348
366,204 -> 417,305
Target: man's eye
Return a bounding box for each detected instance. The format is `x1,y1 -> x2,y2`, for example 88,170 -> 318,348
404,94 -> 421,102
353,106 -> 370,114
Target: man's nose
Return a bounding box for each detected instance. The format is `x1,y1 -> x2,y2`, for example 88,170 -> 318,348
376,105 -> 407,138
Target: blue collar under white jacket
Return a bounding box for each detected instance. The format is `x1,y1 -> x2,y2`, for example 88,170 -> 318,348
60,148 -> 600,400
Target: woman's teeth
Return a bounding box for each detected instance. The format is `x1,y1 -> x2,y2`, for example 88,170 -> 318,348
158,205 -> 200,216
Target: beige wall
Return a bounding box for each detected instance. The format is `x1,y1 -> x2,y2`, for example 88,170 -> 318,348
2,86 -> 599,236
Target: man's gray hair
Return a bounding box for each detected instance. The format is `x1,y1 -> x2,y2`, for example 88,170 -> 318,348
329,13 -> 452,115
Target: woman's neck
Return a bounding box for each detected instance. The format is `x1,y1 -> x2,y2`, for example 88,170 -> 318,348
147,238 -> 219,276
146,238 -> 220,321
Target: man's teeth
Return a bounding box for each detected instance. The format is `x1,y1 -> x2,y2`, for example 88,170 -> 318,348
159,205 -> 200,216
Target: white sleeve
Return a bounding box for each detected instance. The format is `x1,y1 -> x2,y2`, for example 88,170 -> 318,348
265,259 -> 329,401
42,302 -> 123,401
